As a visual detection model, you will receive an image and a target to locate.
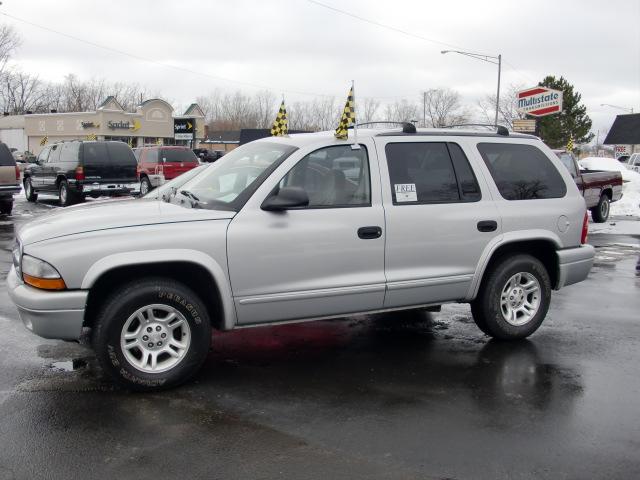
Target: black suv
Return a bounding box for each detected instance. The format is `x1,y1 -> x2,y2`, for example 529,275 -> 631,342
24,141 -> 139,206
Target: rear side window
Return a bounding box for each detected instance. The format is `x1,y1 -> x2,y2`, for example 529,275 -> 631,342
161,148 -> 198,163
81,142 -> 108,165
477,143 -> 567,200
385,142 -> 481,204
106,142 -> 137,165
59,142 -> 80,163
144,149 -> 159,164
0,143 -> 15,166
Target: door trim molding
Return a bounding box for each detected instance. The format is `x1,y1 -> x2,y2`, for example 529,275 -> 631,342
386,274 -> 474,291
237,283 -> 386,305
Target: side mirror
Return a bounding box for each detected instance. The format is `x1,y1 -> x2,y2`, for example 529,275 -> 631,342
261,186 -> 309,211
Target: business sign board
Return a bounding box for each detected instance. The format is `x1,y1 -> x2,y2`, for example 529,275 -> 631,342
614,144 -> 631,159
516,86 -> 563,117
512,119 -> 537,133
174,118 -> 195,140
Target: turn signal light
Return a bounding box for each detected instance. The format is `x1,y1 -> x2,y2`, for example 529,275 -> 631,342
581,212 -> 589,244
23,273 -> 67,291
75,166 -> 85,181
15,166 -> 20,181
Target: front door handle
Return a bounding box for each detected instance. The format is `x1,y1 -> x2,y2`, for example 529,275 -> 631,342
358,226 -> 382,239
477,220 -> 498,232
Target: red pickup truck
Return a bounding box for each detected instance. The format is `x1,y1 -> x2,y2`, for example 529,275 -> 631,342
135,146 -> 199,195
554,150 -> 623,222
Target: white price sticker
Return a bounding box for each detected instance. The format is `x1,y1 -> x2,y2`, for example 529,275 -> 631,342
394,183 -> 417,202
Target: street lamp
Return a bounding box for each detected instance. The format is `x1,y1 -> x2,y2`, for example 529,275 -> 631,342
600,103 -> 634,113
442,50 -> 502,126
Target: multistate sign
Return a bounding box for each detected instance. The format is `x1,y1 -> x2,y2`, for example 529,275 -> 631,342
516,87 -> 563,117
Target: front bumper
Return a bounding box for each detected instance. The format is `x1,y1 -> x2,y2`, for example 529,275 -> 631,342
7,266 -> 88,340
556,244 -> 595,289
81,182 -> 140,196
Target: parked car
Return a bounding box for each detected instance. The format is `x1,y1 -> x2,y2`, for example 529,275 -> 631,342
136,146 -> 200,195
23,141 -> 139,207
626,153 -> 640,173
9,126 -> 595,390
143,164 -> 209,201
553,150 -> 623,222
192,148 -> 223,163
0,142 -> 21,215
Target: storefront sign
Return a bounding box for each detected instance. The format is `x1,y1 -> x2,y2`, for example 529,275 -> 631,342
512,119 -> 537,133
614,145 -> 631,158
516,87 -> 563,117
107,119 -> 141,131
174,118 -> 195,140
81,121 -> 99,128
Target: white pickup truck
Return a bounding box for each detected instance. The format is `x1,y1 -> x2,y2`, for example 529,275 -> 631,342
9,126 -> 595,391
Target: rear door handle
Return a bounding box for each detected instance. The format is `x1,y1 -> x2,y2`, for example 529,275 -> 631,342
358,226 -> 382,239
477,220 -> 498,232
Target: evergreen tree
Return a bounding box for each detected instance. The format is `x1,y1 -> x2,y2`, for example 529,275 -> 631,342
535,76 -> 593,149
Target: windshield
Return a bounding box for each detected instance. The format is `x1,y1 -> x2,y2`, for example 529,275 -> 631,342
144,164 -> 209,200
177,141 -> 297,210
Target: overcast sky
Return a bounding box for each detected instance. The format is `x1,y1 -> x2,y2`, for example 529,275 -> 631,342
3,0 -> 639,136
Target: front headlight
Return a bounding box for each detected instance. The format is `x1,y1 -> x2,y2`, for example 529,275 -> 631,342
21,254 -> 67,290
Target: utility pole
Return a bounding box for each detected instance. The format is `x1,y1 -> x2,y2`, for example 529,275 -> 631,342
423,91 -> 426,128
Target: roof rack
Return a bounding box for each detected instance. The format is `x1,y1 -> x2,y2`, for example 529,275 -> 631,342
444,123 -> 510,136
352,121 -> 417,133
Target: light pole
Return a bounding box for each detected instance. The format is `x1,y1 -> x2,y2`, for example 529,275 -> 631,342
442,50 -> 502,126
600,104 -> 633,114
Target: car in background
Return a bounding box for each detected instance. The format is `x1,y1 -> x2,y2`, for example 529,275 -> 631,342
554,150 -> 623,222
0,142 -> 21,215
626,153 -> 640,173
193,148 -> 223,163
23,141 -> 140,207
136,146 -> 200,195
143,164 -> 208,201
578,156 -> 639,183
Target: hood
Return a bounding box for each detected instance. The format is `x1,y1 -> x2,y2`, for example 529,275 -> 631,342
18,198 -> 235,245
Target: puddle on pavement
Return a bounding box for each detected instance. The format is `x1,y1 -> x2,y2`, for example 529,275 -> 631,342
49,358 -> 89,372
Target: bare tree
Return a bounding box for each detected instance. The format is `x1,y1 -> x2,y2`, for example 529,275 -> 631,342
360,97 -> 380,124
421,88 -> 468,127
384,99 -> 419,123
0,25 -> 20,77
0,70 -> 48,113
253,90 -> 278,129
477,84 -> 526,129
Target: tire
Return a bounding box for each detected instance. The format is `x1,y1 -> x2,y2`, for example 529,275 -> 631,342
590,194 -> 610,223
92,277 -> 212,391
0,201 -> 12,215
140,176 -> 152,196
471,254 -> 551,340
58,179 -> 77,207
24,177 -> 37,202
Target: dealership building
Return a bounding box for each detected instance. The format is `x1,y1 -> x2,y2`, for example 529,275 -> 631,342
0,96 -> 205,155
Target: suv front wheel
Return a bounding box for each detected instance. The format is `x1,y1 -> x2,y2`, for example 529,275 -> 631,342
471,254 -> 551,340
92,278 -> 212,391
24,177 -> 38,202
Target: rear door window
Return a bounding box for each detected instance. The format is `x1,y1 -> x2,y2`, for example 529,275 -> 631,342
59,142 -> 80,164
81,142 -> 108,165
106,142 -> 137,165
161,149 -> 198,163
385,142 -> 480,204
477,143 -> 567,200
47,144 -> 62,163
37,146 -> 51,163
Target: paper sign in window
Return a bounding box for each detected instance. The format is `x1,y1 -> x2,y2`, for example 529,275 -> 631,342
394,183 -> 417,202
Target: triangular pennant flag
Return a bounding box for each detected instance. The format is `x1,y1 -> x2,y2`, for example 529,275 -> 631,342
271,101 -> 288,136
335,87 -> 355,140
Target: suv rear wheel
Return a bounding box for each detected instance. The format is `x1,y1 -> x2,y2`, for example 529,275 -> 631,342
92,278 -> 212,391
24,177 -> 37,202
58,179 -> 78,207
590,194 -> 610,223
471,254 -> 551,340
140,176 -> 152,196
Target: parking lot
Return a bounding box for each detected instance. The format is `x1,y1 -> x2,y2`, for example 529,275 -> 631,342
0,194 -> 637,479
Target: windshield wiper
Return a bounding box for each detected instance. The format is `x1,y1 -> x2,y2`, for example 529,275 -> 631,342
179,189 -> 206,208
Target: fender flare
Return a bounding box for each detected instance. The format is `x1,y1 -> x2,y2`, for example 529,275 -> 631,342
82,248 -> 237,330
466,230 -> 562,300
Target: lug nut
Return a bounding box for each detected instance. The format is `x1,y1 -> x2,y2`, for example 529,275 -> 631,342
157,341 -> 163,346
161,333 -> 166,338
148,342 -> 154,348
156,326 -> 161,332
142,335 -> 149,341
147,327 -> 152,333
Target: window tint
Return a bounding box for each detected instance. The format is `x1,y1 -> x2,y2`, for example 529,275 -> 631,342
448,143 -> 481,201
47,144 -> 62,163
385,142 -> 468,204
0,143 -> 14,166
477,143 -> 567,200
557,153 -> 577,177
59,142 -> 80,163
280,145 -> 371,207
161,148 -> 198,163
144,149 -> 159,164
81,142 -> 108,165
106,142 -> 137,165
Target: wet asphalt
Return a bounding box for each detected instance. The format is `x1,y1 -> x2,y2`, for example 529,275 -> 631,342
0,196 -> 639,480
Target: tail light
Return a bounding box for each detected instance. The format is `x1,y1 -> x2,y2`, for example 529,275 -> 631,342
75,166 -> 85,181
15,166 -> 20,181
136,164 -> 141,179
581,211 -> 589,244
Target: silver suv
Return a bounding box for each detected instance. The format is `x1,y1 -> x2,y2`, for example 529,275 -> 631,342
8,127 -> 595,390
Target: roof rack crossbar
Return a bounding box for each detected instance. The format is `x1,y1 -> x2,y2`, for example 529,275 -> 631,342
444,123 -> 510,136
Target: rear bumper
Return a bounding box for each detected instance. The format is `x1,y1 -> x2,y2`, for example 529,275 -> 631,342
7,266 -> 87,340
556,244 -> 595,289
80,181 -> 140,196
0,185 -> 20,197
